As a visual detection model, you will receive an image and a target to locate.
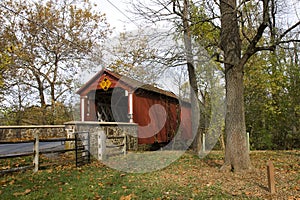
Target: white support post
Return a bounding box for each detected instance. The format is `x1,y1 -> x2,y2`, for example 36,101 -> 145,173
80,97 -> 85,121
33,131 -> 39,173
246,132 -> 250,152
202,133 -> 205,152
128,92 -> 133,123
98,130 -> 106,160
86,98 -> 90,117
81,97 -> 85,121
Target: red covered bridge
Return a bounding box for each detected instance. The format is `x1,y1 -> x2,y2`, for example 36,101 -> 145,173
77,69 -> 192,145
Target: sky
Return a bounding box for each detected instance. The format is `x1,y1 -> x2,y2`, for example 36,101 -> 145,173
76,0 -> 146,87
93,0 -> 300,33
92,0 -> 138,34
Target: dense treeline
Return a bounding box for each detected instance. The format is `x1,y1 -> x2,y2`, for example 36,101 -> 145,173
244,44 -> 300,150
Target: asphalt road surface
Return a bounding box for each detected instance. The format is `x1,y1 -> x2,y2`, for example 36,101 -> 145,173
0,142 -> 65,155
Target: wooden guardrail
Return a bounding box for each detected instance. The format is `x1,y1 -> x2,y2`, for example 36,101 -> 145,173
0,128 -> 131,174
0,132 -> 90,174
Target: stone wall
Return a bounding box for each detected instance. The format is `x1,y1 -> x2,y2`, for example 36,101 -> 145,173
64,121 -> 138,154
0,125 -> 67,141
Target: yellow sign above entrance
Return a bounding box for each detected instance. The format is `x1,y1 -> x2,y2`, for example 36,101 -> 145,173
100,78 -> 112,91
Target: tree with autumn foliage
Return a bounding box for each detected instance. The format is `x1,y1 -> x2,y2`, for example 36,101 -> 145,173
0,15 -> 11,101
0,0 -> 111,124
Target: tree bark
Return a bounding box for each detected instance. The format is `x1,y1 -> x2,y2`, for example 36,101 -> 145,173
34,73 -> 47,125
223,64 -> 251,171
220,0 -> 251,171
181,0 -> 202,153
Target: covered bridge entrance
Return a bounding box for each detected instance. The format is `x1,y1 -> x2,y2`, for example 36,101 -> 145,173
77,69 -> 192,145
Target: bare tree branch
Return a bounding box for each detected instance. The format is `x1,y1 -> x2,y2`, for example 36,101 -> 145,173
278,21 -> 300,41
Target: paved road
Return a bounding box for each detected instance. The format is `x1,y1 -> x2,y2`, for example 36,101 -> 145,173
0,142 -> 65,155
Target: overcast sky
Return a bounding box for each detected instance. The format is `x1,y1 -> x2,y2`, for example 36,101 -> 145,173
93,0 -> 138,34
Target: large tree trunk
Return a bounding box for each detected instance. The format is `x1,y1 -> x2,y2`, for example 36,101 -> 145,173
223,65 -> 251,171
220,0 -> 251,171
181,0 -> 202,153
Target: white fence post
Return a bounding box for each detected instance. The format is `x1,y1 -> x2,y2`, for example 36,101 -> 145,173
202,133 -> 206,152
98,130 -> 106,160
33,131 -> 39,173
246,132 -> 250,152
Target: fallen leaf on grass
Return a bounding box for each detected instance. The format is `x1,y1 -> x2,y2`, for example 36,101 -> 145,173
94,193 -> 101,199
287,196 -> 300,200
98,182 -> 104,187
106,182 -> 113,186
9,180 -> 15,185
1,166 -> 9,170
206,182 -> 213,187
120,193 -> 135,200
13,189 -> 31,197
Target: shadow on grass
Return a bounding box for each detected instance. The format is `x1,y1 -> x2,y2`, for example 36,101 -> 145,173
204,159 -> 223,168
256,183 -> 269,192
202,154 -> 224,168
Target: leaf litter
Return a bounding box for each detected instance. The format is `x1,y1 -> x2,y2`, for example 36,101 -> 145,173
0,150 -> 299,199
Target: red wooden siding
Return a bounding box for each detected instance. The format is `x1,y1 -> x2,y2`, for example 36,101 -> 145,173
133,92 -> 180,144
180,103 -> 192,140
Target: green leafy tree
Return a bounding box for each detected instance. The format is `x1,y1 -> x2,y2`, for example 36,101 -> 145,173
245,43 -> 300,150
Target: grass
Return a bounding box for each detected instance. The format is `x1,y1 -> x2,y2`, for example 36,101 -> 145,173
0,150 -> 299,199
